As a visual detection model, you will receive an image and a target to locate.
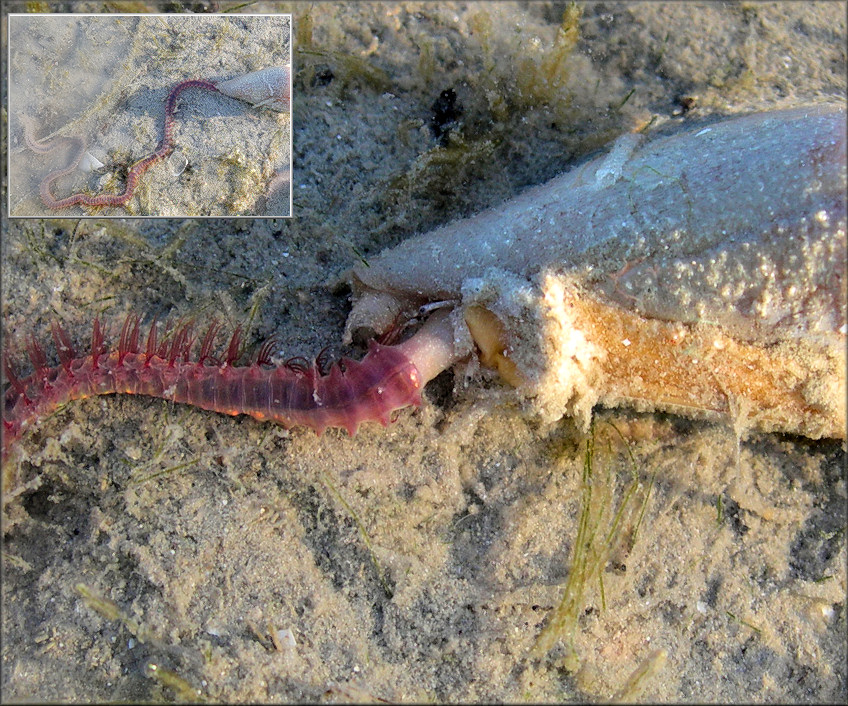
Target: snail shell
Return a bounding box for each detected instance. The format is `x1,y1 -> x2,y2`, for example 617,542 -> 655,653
77,151 -> 104,173
215,66 -> 290,112
345,104 -> 847,439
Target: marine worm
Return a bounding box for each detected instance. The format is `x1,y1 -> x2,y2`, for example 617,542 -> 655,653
24,66 -> 290,212
2,312 -> 457,461
4,104 -> 845,457
27,80 -> 220,210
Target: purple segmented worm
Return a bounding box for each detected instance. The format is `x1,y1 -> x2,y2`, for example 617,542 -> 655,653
25,79 -> 219,210
2,312 -> 456,460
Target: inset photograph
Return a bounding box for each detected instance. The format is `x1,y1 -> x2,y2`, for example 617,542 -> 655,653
8,14 -> 292,218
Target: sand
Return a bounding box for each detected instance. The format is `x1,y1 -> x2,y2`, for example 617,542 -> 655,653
2,2 -> 845,702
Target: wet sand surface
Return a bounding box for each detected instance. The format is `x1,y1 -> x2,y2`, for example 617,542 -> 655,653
2,2 -> 845,702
